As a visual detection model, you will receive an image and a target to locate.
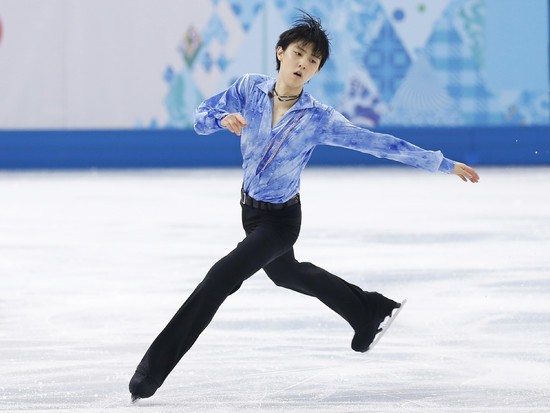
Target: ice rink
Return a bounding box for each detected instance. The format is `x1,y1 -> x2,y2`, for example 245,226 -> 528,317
1,166 -> 549,412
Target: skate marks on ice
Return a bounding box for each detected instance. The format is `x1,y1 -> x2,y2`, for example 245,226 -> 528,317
0,168 -> 549,412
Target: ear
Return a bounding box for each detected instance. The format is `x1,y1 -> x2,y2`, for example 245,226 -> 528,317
276,46 -> 284,62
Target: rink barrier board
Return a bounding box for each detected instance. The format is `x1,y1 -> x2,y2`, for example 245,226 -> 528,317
0,126 -> 548,169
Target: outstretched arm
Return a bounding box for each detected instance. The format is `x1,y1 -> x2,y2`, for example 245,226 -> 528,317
318,108 -> 481,180
452,162 -> 480,183
319,109 -> 451,173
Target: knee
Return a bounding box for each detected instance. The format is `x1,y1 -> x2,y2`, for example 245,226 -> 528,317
276,261 -> 318,288
267,270 -> 290,288
265,261 -> 306,289
264,261 -> 287,287
229,281 -> 243,295
202,257 -> 242,294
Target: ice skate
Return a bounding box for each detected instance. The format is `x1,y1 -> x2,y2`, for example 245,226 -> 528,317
351,296 -> 406,353
129,371 -> 159,402
367,299 -> 406,352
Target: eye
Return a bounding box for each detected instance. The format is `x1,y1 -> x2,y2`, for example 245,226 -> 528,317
294,50 -> 302,56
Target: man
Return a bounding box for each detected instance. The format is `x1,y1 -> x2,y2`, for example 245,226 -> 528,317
129,11 -> 479,402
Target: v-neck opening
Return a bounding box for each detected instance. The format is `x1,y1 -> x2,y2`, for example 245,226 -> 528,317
271,102 -> 299,130
272,110 -> 289,130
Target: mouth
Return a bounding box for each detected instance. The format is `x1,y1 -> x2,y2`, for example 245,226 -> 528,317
293,71 -> 302,78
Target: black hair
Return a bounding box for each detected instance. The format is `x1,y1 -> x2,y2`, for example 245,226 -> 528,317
275,10 -> 331,71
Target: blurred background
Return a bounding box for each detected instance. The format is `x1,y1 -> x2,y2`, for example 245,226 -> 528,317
0,0 -> 548,169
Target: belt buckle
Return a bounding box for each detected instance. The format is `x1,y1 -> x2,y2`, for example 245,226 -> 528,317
240,190 -> 246,205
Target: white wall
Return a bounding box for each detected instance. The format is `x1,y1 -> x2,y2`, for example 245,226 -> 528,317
0,0 -> 214,128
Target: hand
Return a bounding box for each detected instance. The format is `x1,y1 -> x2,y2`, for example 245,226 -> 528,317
452,162 -> 480,183
221,113 -> 248,136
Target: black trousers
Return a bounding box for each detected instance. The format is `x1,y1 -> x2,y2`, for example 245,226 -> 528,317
135,201 -> 375,387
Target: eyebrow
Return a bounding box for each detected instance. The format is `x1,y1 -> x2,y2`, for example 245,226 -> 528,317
295,45 -> 321,60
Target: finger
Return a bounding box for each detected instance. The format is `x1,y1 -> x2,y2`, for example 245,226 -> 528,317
229,124 -> 242,136
223,118 -> 242,135
231,122 -> 243,136
221,114 -> 240,126
235,114 -> 248,127
470,169 -> 480,183
457,164 -> 480,183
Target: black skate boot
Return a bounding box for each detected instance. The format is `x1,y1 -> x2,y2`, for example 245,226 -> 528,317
129,370 -> 160,402
351,292 -> 405,353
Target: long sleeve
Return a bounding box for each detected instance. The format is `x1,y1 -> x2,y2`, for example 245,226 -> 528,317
193,74 -> 251,135
318,108 -> 456,173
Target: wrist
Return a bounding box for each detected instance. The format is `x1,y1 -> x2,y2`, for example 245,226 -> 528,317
439,158 -> 456,174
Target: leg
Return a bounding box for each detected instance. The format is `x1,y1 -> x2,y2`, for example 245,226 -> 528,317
263,249 -> 400,351
130,204 -> 301,399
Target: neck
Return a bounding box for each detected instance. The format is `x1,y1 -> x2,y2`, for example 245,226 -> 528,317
274,80 -> 302,98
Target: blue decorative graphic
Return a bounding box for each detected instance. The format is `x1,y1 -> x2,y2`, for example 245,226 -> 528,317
163,66 -> 174,83
362,20 -> 412,103
228,0 -> 264,32
512,92 -> 550,126
217,53 -> 229,71
201,52 -> 214,72
202,12 -> 228,46
164,69 -> 203,129
339,75 -> 383,127
458,0 -> 485,69
382,54 -> 462,126
160,0 -> 549,129
348,0 -> 385,51
424,5 -> 493,125
393,9 -> 405,21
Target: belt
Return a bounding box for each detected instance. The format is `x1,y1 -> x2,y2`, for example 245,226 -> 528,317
240,189 -> 300,210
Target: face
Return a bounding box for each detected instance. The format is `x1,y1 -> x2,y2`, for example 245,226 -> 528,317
276,42 -> 322,88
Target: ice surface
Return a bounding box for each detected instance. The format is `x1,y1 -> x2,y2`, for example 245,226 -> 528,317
1,167 -> 549,412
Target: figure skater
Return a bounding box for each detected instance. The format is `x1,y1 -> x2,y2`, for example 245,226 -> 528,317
129,11 -> 479,402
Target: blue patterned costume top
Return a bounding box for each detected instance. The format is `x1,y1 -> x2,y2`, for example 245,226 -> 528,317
194,74 -> 456,203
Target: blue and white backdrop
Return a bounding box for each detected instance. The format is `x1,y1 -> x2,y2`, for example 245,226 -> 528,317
0,0 -> 548,167
1,0 -> 548,129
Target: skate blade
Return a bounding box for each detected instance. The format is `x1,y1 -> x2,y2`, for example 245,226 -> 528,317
367,299 -> 407,352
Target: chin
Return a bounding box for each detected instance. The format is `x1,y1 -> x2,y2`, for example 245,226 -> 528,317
290,76 -> 305,86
